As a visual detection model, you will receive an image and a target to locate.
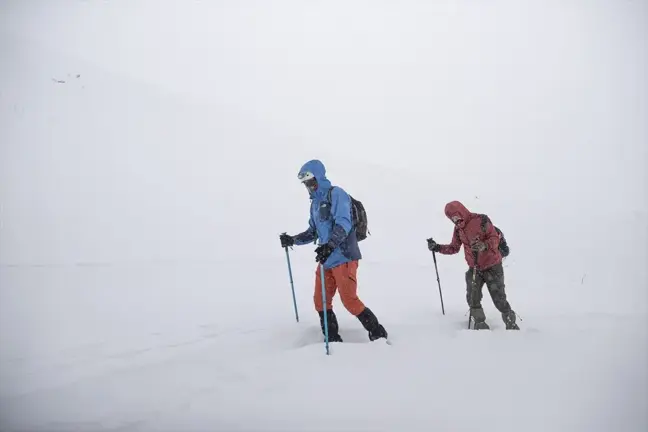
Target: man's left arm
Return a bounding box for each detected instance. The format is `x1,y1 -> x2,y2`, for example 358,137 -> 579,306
328,187 -> 353,248
483,220 -> 500,251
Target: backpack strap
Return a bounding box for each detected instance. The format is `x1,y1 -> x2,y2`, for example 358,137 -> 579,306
327,186 -> 335,204
480,214 -> 490,233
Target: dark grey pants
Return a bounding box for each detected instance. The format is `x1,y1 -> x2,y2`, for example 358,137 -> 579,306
465,263 -> 512,315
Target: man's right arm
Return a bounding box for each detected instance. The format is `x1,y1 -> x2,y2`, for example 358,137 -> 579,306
293,216 -> 316,245
438,229 -> 462,255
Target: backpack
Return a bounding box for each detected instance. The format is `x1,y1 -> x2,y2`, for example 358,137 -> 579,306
327,187 -> 370,241
479,214 -> 510,258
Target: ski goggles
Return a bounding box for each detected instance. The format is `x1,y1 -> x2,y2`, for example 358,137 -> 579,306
298,171 -> 315,182
298,171 -> 318,191
451,215 -> 463,225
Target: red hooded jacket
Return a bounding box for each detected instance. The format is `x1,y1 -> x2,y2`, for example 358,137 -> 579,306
437,201 -> 502,270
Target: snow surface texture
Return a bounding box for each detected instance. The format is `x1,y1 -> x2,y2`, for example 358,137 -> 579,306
1,1 -> 647,431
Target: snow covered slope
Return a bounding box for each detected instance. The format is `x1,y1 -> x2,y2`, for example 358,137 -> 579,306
1,1 -> 646,431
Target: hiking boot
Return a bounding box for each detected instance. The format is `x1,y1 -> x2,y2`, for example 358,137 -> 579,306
357,307 -> 388,341
328,333 -> 343,342
470,307 -> 489,330
473,321 -> 490,330
318,310 -> 343,342
502,310 -> 520,330
369,324 -> 388,341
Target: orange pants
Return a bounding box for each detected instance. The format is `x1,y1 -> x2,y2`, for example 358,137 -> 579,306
314,260 -> 365,316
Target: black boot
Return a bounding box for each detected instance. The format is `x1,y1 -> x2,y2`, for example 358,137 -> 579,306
357,307 -> 388,341
502,310 -> 520,330
470,307 -> 490,330
318,310 -> 343,342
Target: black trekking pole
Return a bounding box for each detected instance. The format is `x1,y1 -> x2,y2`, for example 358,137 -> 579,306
431,251 -> 445,315
467,250 -> 478,329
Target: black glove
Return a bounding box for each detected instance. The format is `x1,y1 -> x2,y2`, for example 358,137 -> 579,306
280,233 -> 294,248
315,243 -> 334,264
427,238 -> 441,252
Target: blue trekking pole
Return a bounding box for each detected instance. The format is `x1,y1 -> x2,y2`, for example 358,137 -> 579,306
320,263 -> 330,355
282,237 -> 299,323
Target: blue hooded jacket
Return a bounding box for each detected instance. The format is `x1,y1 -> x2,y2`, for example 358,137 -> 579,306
293,160 -> 362,270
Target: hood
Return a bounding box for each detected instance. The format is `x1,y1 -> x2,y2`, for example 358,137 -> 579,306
444,200 -> 473,227
298,159 -> 332,199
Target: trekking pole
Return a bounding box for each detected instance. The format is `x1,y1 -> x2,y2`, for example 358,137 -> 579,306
283,240 -> 299,323
320,263 -> 330,355
468,251 -> 478,329
431,251 -> 445,315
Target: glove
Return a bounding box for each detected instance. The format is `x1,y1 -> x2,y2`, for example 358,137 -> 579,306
315,243 -> 334,264
470,239 -> 487,252
280,233 -> 294,248
427,238 -> 441,252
